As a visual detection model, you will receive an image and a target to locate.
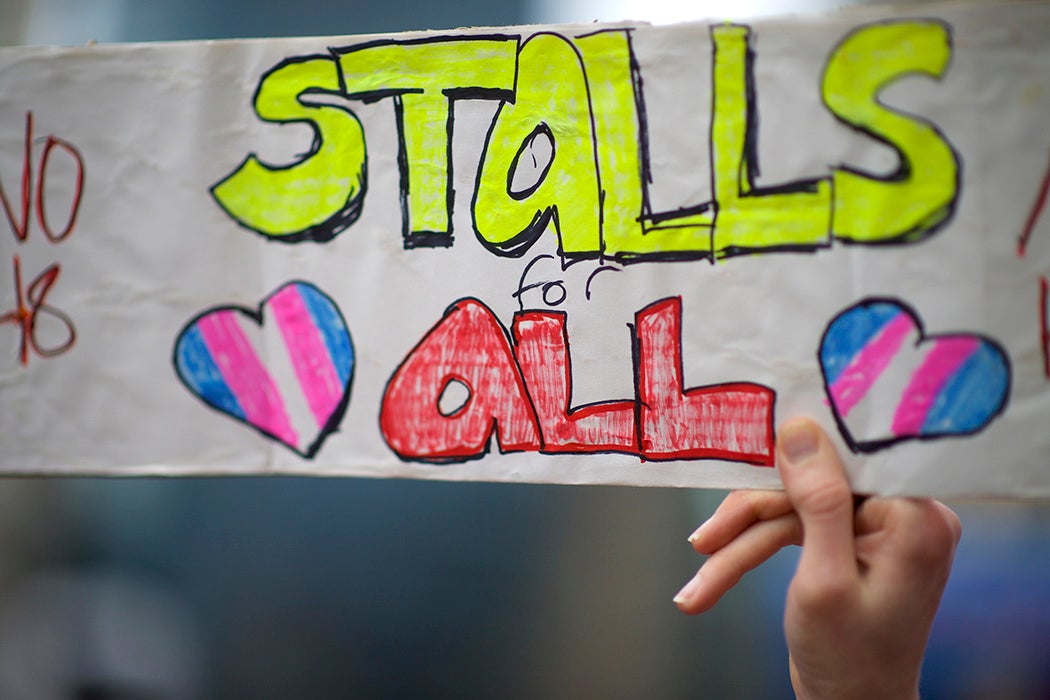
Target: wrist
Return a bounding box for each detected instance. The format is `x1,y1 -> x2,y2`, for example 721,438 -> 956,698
791,667 -> 921,700
794,683 -> 921,700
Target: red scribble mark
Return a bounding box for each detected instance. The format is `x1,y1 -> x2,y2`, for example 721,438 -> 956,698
36,133 -> 85,243
0,111 -> 85,366
0,111 -> 85,245
379,296 -> 775,465
1017,152 -> 1050,379
0,255 -> 77,365
0,113 -> 33,242
1040,275 -> 1049,380
1018,152 -> 1050,258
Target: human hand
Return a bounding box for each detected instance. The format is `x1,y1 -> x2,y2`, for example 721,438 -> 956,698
673,419 -> 961,700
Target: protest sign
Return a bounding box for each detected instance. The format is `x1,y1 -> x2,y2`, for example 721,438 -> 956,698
1,2 -> 1048,496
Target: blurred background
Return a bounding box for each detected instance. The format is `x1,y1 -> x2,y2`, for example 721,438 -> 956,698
1,0 -> 1049,698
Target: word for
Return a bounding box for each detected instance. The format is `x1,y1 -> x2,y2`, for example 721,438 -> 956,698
214,20 -> 959,262
379,296 -> 775,464
0,112 -> 83,365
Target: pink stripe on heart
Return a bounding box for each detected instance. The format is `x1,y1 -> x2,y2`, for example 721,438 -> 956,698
829,312 -> 914,418
891,338 -> 980,437
270,284 -> 343,429
197,310 -> 299,446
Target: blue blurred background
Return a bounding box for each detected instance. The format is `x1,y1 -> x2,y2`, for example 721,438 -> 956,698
1,0 -> 1048,697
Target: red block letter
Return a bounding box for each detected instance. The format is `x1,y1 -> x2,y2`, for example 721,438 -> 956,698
513,310 -> 638,454
635,297 -> 775,465
380,298 -> 540,462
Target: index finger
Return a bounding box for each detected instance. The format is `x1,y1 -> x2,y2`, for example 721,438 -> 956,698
777,419 -> 858,583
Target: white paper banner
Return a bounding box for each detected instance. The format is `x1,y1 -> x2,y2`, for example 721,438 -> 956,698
1,2 -> 1049,497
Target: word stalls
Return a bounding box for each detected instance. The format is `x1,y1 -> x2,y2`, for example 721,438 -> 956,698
214,20 -> 959,262
379,296 -> 775,465
0,112 -> 83,365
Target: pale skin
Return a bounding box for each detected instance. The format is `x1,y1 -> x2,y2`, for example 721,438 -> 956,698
674,419 -> 962,700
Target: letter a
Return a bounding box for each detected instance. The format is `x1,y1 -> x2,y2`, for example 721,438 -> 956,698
380,298 -> 541,462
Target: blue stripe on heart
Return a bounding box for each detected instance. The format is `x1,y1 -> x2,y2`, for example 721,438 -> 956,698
300,282 -> 354,388
175,324 -> 247,421
819,301 -> 902,386
819,298 -> 1011,453
923,342 -> 1010,434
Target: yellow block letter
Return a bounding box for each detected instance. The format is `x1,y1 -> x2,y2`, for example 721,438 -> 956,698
336,36 -> 518,248
823,20 -> 959,243
473,33 -> 601,258
710,25 -> 832,258
572,30 -> 648,260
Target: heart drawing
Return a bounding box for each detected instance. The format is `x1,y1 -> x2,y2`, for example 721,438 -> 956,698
173,281 -> 354,458
819,298 -> 1010,453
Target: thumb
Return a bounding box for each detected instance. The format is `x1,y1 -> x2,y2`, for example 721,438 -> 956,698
778,420 -> 858,582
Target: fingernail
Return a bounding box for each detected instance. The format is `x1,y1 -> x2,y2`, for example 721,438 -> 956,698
687,518 -> 711,545
779,421 -> 819,464
673,572 -> 702,605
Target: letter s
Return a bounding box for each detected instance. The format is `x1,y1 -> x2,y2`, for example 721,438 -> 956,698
823,20 -> 960,244
212,56 -> 367,242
